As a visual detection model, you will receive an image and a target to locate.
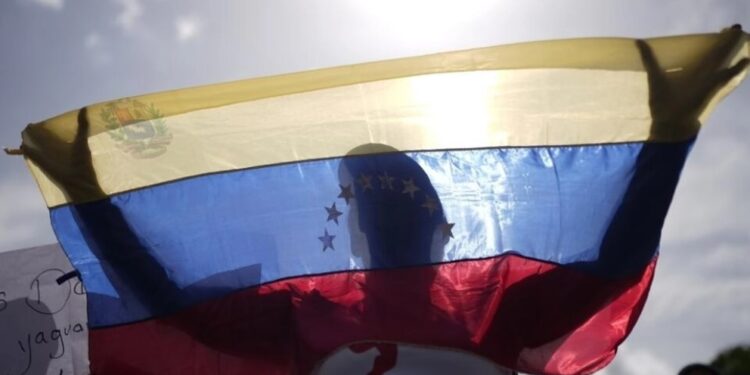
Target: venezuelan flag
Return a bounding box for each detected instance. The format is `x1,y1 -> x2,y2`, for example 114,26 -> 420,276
20,28 -> 749,374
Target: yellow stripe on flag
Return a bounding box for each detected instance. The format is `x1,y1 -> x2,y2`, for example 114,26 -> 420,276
22,32 -> 750,207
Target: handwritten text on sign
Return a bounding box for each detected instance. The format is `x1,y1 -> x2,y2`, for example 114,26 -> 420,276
0,244 -> 88,375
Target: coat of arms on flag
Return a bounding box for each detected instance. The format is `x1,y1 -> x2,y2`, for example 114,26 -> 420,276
99,98 -> 171,158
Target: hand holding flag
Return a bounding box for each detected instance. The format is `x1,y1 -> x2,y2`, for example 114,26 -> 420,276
636,25 -> 749,140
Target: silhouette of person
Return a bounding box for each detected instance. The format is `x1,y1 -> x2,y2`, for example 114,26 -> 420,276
340,144 -> 447,313
339,144 -> 447,375
297,144 -> 467,374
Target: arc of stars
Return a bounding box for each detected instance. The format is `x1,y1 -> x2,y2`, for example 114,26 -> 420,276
320,173 -> 458,252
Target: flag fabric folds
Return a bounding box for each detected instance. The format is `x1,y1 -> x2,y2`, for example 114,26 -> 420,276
20,29 -> 749,374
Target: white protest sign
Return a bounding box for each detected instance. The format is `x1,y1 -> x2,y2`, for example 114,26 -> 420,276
0,244 -> 88,375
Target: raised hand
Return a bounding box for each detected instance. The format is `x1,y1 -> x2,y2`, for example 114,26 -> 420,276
636,25 -> 749,140
21,107 -> 107,203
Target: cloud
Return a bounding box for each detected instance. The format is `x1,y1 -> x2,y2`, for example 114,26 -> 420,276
84,32 -> 101,49
175,16 -> 201,43
83,32 -> 111,66
28,0 -> 64,10
113,0 -> 143,32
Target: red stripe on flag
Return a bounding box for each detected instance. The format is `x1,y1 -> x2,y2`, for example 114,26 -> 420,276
89,254 -> 655,375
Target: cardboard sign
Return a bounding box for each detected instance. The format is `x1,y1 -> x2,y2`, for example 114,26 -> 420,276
0,244 -> 88,375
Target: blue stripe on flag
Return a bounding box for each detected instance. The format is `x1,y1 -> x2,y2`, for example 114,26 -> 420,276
51,141 -> 691,327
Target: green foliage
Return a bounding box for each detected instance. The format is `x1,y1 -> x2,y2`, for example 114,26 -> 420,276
711,345 -> 750,375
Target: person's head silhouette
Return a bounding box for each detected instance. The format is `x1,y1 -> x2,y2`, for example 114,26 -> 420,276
339,144 -> 448,270
334,144 -> 464,370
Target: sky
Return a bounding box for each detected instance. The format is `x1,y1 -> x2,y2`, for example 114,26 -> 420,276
0,1 -> 748,374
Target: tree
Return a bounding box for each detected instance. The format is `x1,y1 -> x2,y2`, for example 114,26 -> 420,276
711,345 -> 750,375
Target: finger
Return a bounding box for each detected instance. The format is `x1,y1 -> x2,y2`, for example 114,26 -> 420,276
71,106 -> 107,201
71,107 -> 94,168
703,26 -> 747,74
636,40 -> 660,74
720,24 -> 743,32
71,107 -> 94,169
686,58 -> 750,112
73,107 -> 90,145
712,57 -> 750,88
635,39 -> 668,100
